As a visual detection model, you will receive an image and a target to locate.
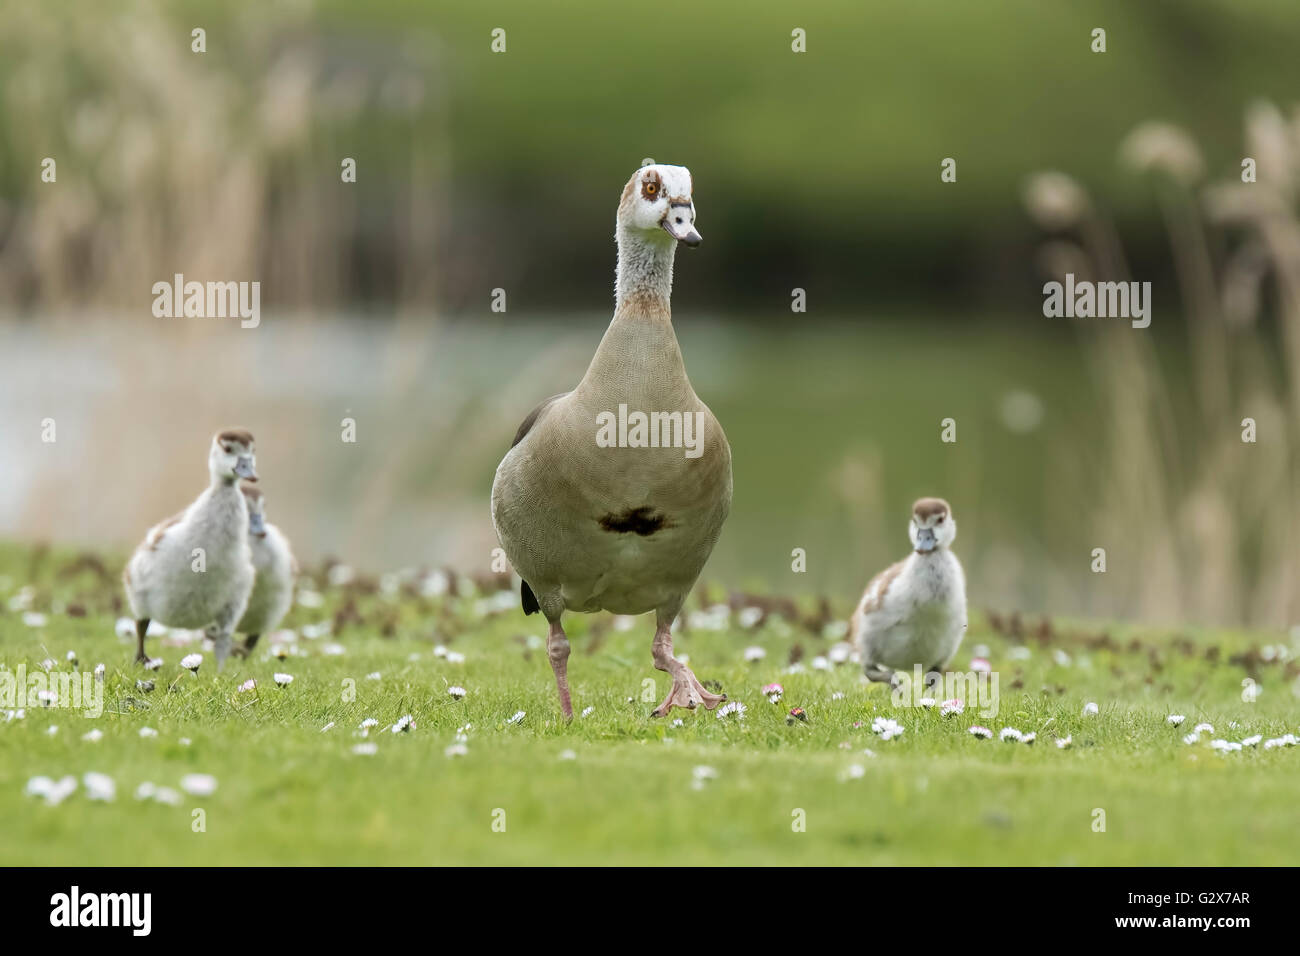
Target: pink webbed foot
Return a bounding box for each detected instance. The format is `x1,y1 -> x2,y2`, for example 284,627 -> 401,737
651,667 -> 726,717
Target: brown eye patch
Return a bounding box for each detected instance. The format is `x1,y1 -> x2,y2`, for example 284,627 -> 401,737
641,171 -> 662,200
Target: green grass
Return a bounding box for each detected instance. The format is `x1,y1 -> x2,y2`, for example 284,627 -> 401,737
2,542 -> 1298,865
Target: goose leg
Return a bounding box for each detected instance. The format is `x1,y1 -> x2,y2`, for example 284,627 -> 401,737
863,662 -> 899,687
231,634 -> 260,659
546,619 -> 573,720
650,618 -> 725,717
208,601 -> 243,672
134,619 -> 150,664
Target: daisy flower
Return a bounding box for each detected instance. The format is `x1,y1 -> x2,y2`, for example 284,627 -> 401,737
24,613 -> 48,628
352,742 -> 378,756
237,679 -> 256,693
839,764 -> 866,781
93,663 -> 105,682
83,772 -> 116,802
1082,702 -> 1099,716
737,607 -> 764,629
970,657 -> 992,673
743,646 -> 766,662
444,743 -> 468,758
1209,739 -> 1242,753
558,749 -> 577,761
999,727 -> 1023,742
671,718 -> 685,728
36,689 -> 57,707
1192,722 -> 1214,736
448,686 -> 467,700
1242,734 -> 1262,747
66,650 -> 78,667
366,672 -> 382,681
1020,732 -> 1037,745
580,706 -> 595,718
82,729 -> 103,742
831,692 -> 846,701
917,697 -> 936,709
135,782 -> 157,801
692,765 -> 718,781
1182,733 -> 1201,745
154,787 -> 182,806
144,657 -> 163,671
359,718 -> 378,730
445,651 -> 466,664
940,699 -> 964,717
392,715 -> 415,733
180,773 -> 218,796
139,727 -> 158,738
1167,714 -> 1185,726
810,656 -> 831,671
273,673 -> 294,687
1055,734 -> 1073,749
505,710 -> 526,725
716,701 -> 747,720
180,653 -> 202,674
762,682 -> 783,703
871,716 -> 904,740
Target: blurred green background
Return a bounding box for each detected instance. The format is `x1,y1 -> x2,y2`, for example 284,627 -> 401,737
1,0 -> 1298,630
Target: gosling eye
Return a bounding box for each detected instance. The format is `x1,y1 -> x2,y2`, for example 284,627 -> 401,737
937,516 -> 946,524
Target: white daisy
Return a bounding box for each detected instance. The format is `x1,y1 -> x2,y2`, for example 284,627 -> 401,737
831,691 -> 846,701
671,718 -> 684,728
1082,702 -> 1099,716
871,717 -> 904,740
1055,734 -> 1073,749
433,645 -> 449,658
1183,733 -> 1201,745
743,646 -> 766,662
828,642 -> 854,665
1167,714 -> 1186,726
811,656 -> 831,671
970,657 -> 992,673
580,706 -> 595,718
692,765 -> 718,781
23,613 -> 48,628
46,725 -> 58,736
93,663 -> 105,682
359,718 -> 378,729
139,727 -> 158,738
941,699 -> 965,717
179,737 -> 192,746
1242,734 -> 1263,747
144,657 -> 163,671
1000,727 -> 1023,742
917,697 -> 936,709
839,764 -> 866,781
716,701 -> 747,720
352,742 -> 378,756
180,653 -> 203,674
1192,722 -> 1214,735
66,650 -> 78,666
1209,739 -> 1242,753
448,686 -> 467,700
36,689 -> 57,707
237,679 -> 256,693
365,672 -> 382,681
153,787 -> 182,806
445,651 -> 466,664
134,782 -> 157,801
82,729 -> 103,742
180,773 -> 218,796
737,607 -> 764,629
505,710 -> 526,725
273,673 -> 294,687
558,749 -> 577,761
83,772 -> 116,802
392,715 -> 415,733
1020,732 -> 1037,745
444,743 -> 468,758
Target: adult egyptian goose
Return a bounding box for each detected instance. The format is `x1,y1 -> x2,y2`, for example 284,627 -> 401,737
231,482 -> 297,658
852,497 -> 967,685
491,163 -> 732,720
122,430 -> 258,669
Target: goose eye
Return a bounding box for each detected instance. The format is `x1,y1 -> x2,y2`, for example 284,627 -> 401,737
645,181 -> 658,196
937,516 -> 945,524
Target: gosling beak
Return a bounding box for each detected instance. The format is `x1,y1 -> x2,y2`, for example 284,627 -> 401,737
248,512 -> 267,536
915,527 -> 937,553
662,202 -> 701,247
235,456 -> 258,481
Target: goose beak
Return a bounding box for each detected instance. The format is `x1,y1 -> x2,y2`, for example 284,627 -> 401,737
915,528 -> 937,553
235,456 -> 258,481
662,203 -> 701,247
248,512 -> 267,536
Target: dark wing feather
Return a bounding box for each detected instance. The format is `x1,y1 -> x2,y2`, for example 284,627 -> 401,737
510,392 -> 569,449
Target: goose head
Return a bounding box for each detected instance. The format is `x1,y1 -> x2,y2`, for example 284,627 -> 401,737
618,163 -> 700,248
240,482 -> 267,536
210,429 -> 258,485
909,497 -> 955,554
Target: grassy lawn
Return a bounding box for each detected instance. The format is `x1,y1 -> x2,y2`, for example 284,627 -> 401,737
1,542 -> 1297,866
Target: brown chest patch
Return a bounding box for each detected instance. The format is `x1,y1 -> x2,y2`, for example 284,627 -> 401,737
598,506 -> 672,536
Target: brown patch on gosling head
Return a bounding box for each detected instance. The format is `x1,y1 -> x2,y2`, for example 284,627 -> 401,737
912,497 -> 951,521
216,428 -> 255,448
598,506 -> 672,537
